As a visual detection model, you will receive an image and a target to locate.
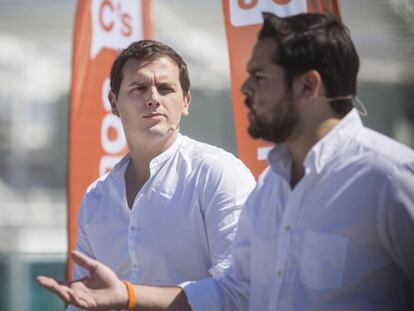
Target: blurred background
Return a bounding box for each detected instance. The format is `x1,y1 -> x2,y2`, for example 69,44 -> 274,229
0,0 -> 413,309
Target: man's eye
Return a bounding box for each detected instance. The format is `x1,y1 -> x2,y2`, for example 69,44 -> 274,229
159,86 -> 174,93
132,85 -> 146,92
254,75 -> 265,81
249,72 -> 263,83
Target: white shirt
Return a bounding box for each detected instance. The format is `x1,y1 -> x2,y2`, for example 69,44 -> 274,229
70,134 -> 255,305
183,109 -> 414,311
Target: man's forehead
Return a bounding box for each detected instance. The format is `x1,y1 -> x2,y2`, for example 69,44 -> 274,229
247,39 -> 278,71
125,56 -> 174,68
255,38 -> 278,57
122,57 -> 179,78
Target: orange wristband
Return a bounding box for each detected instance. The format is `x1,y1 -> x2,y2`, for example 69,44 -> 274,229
123,280 -> 136,311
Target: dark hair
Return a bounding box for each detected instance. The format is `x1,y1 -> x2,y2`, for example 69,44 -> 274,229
110,40 -> 190,97
259,12 -> 360,117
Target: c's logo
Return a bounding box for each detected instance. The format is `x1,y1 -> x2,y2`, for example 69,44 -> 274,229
90,0 -> 143,58
99,0 -> 114,32
98,0 -> 132,36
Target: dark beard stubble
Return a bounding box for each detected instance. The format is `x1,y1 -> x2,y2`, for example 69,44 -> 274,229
246,95 -> 299,144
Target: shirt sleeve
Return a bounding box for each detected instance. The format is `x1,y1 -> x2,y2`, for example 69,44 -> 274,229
378,161 -> 414,284
66,195 -> 96,311
198,156 -> 255,278
181,189 -> 256,311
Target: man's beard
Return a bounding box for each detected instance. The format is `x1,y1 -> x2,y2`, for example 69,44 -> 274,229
246,95 -> 299,144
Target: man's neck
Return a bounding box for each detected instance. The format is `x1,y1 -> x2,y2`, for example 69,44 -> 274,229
287,117 -> 340,189
128,131 -> 178,167
125,132 -> 179,208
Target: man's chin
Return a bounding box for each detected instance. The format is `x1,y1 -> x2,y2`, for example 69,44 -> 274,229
247,128 -> 260,140
144,126 -> 177,139
248,126 -> 267,141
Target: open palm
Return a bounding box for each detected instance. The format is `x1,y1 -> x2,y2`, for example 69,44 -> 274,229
37,251 -> 128,310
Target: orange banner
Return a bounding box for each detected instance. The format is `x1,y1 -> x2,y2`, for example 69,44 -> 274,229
67,0 -> 152,279
222,0 -> 341,178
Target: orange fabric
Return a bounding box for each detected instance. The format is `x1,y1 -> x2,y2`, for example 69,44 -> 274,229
67,0 -> 152,280
221,0 -> 341,179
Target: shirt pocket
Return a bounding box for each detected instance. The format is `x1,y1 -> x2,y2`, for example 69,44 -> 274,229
299,230 -> 349,290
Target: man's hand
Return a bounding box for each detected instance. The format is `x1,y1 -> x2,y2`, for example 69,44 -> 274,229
37,251 -> 128,311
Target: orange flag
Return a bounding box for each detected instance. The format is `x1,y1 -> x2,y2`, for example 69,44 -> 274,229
67,0 -> 151,279
222,0 -> 341,179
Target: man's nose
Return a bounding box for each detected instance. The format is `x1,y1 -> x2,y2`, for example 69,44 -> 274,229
241,78 -> 252,97
146,87 -> 161,108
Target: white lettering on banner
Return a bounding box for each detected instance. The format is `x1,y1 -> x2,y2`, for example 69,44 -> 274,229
100,155 -> 124,176
90,0 -> 144,58
102,77 -> 112,111
100,77 -> 127,176
101,114 -> 126,154
229,0 -> 307,27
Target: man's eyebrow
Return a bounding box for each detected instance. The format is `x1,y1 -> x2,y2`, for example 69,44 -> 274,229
157,81 -> 175,86
246,65 -> 255,74
128,80 -> 148,87
247,59 -> 264,72
247,65 -> 264,74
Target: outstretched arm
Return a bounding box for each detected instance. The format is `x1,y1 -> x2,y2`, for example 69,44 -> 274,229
37,251 -> 191,311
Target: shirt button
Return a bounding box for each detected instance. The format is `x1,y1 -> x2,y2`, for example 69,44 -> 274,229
277,270 -> 283,277
285,225 -> 291,231
132,264 -> 139,271
130,225 -> 136,231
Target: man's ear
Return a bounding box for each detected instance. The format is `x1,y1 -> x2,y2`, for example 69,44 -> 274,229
182,91 -> 192,117
108,91 -> 119,116
292,70 -> 322,104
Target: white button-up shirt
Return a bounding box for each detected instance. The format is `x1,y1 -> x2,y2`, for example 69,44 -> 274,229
183,109 -> 414,311
70,134 -> 255,295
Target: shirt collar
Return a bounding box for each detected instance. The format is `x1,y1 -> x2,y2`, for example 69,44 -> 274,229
304,109 -> 362,173
112,133 -> 184,183
268,143 -> 292,182
268,109 -> 363,178
149,133 -> 183,174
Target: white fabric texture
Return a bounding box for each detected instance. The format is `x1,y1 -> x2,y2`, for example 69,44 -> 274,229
183,109 -> 414,311
68,134 -> 255,311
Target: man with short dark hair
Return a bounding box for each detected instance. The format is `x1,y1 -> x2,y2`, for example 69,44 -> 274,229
39,12 -> 414,311
65,39 -> 255,311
